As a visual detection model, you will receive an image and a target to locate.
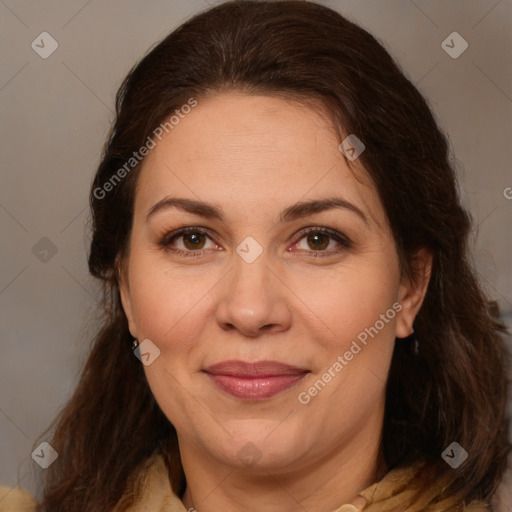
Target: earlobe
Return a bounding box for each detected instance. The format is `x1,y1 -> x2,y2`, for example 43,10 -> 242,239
395,248 -> 432,338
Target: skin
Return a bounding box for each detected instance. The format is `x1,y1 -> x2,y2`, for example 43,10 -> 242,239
119,92 -> 431,512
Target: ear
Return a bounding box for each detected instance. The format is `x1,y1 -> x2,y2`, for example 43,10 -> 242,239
395,248 -> 432,338
116,254 -> 138,339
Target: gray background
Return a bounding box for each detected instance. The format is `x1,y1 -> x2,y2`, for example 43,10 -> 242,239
1,0 -> 511,508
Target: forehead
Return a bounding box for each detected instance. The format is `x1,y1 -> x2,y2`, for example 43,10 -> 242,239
134,92 -> 384,227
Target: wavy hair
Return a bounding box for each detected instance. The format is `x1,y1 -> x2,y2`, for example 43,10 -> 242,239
33,1 -> 510,510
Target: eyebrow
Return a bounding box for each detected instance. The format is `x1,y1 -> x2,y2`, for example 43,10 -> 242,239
146,196 -> 368,225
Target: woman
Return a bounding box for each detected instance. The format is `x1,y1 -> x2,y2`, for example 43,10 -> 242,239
1,1 -> 509,510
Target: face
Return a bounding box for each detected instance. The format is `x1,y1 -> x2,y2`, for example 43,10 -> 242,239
119,92 -> 429,475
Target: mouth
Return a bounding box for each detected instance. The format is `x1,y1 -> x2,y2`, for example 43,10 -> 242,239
202,360 -> 310,400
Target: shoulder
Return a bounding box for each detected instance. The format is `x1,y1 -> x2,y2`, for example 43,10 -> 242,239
0,486 -> 38,512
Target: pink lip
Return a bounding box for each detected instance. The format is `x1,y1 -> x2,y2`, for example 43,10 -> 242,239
203,360 -> 309,400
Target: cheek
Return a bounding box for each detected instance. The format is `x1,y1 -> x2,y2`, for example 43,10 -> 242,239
127,249 -> 209,338
127,255 -> 216,429
288,256 -> 401,350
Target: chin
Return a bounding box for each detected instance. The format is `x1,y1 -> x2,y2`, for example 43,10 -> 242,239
211,431 -> 306,471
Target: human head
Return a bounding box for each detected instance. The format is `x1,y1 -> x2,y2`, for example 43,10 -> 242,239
37,2 -> 509,510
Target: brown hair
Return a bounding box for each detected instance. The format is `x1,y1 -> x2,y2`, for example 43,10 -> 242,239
33,1 -> 510,510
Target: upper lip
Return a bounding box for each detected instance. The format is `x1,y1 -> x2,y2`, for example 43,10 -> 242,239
203,360 -> 309,377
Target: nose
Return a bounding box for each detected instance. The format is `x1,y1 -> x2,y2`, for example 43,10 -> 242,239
215,251 -> 292,338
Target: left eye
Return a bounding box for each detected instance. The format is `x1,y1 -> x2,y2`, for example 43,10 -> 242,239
291,228 -> 351,255
296,232 -> 335,251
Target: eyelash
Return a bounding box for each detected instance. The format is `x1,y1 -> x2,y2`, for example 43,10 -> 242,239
158,226 -> 352,258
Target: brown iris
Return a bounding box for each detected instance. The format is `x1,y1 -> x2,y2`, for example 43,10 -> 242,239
183,232 -> 207,250
307,232 -> 329,251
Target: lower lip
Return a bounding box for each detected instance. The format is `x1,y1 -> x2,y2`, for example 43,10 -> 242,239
205,373 -> 307,400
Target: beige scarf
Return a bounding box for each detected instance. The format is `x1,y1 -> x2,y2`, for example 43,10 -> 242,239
0,453 -> 490,512
114,452 -> 490,512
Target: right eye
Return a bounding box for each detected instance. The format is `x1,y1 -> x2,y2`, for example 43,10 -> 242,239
159,227 -> 222,257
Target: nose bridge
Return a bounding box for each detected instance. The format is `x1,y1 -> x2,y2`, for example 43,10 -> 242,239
229,234 -> 271,295
232,246 -> 270,297
215,239 -> 292,335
